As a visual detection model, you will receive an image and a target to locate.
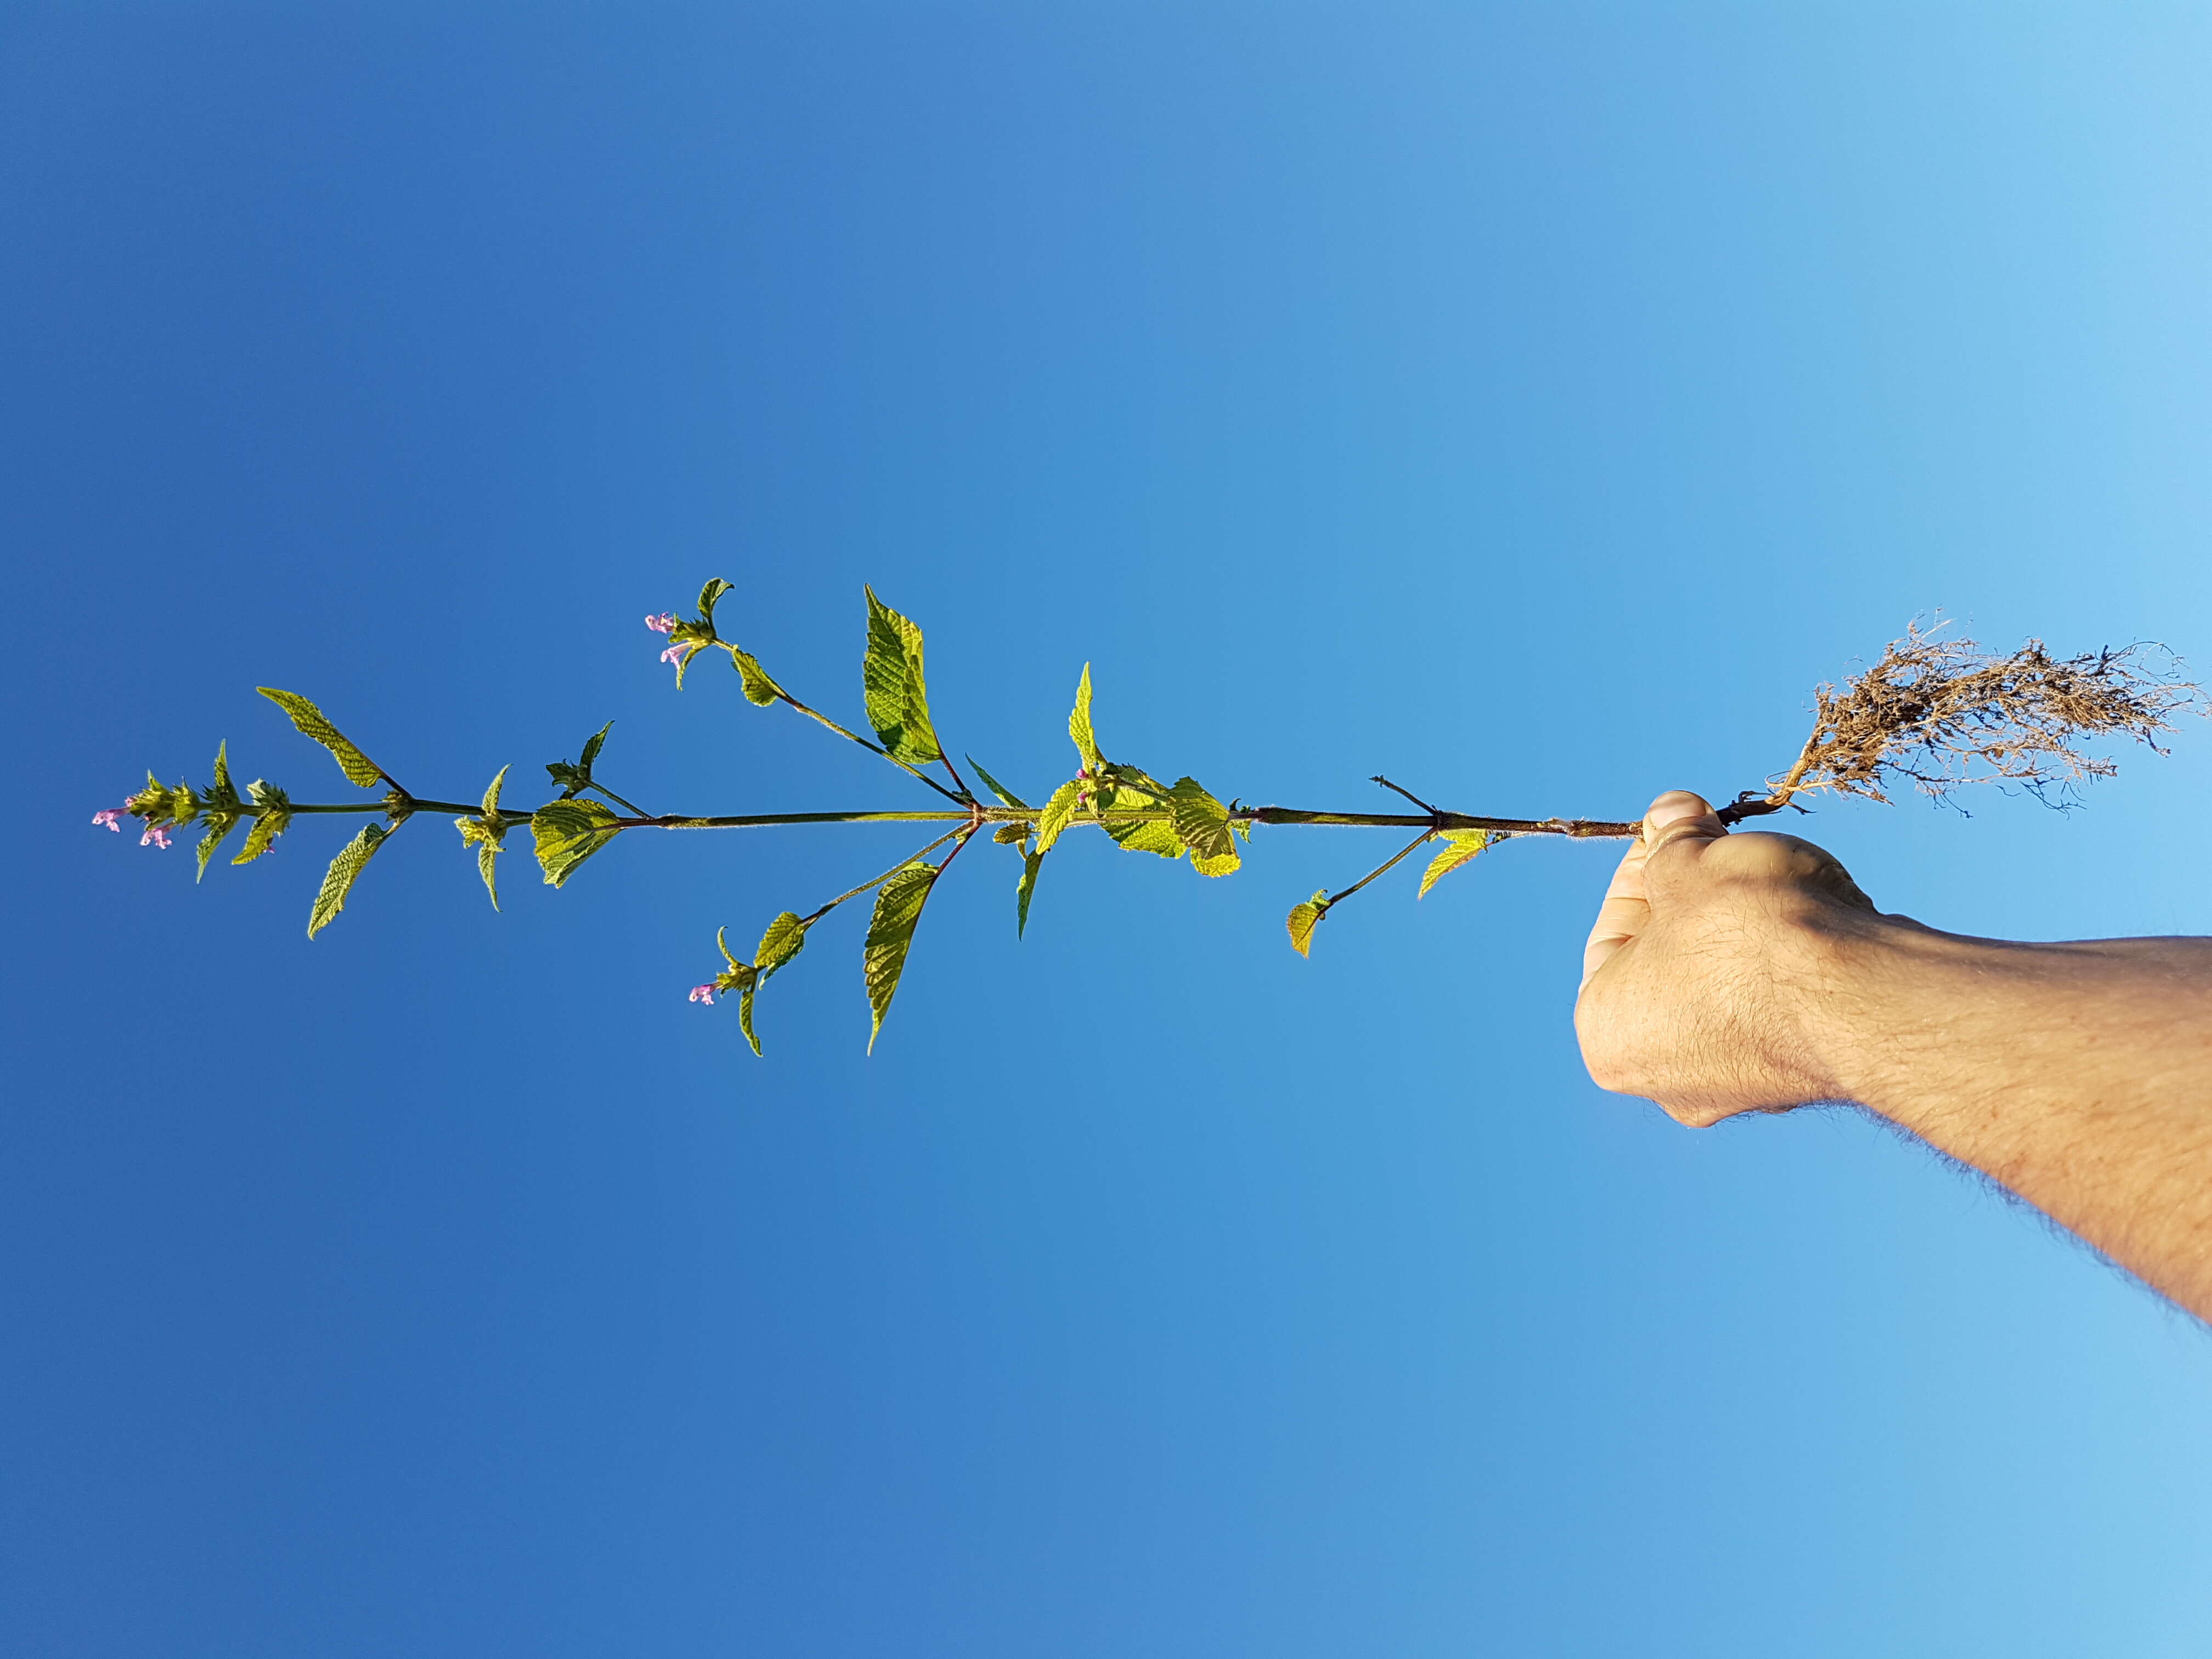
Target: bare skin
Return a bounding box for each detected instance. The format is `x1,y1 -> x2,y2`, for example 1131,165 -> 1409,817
1576,789 -> 2212,1321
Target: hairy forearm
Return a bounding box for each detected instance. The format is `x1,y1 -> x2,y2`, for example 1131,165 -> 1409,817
1818,920 -> 2212,1318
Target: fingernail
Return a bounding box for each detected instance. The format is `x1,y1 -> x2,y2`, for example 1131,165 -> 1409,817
1643,790 -> 1711,837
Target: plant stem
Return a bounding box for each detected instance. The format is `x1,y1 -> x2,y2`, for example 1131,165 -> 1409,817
1322,831 -> 1436,909
800,827 -> 968,923
240,801 -> 1646,836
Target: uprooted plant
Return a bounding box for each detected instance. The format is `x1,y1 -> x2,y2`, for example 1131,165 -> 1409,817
95,583 -> 2203,1053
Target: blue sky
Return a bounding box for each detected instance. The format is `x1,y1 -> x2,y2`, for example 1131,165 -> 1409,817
7,3 -> 2212,1654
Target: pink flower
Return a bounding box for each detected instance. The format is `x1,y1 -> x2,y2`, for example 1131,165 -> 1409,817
140,824 -> 173,850
689,983 -> 716,1005
91,808 -> 125,832
661,642 -> 696,670
645,613 -> 678,634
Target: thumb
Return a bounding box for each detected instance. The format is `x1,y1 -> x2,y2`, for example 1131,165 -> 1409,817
1640,789 -> 1726,863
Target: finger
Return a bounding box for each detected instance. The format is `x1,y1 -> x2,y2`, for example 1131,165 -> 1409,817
1640,789 -> 1726,864
1581,836 -> 1650,987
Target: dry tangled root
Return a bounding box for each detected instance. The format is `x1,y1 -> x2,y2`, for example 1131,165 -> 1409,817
1753,623 -> 2205,813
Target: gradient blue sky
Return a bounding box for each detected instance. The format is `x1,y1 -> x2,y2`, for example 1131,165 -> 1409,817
8,4 -> 2212,1654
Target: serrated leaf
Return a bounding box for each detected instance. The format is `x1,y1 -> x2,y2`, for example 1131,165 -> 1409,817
1285,889 -> 1329,958
1068,664 -> 1102,771
307,822 -> 389,937
731,649 -> 783,707
739,982 -> 764,1055
755,911 -> 808,978
861,585 -> 943,764
1034,780 -> 1082,853
476,844 -> 501,910
194,814 -> 239,882
1167,777 -> 1240,877
233,782 -> 291,865
967,757 -> 1028,810
718,926 -> 742,969
1016,847 -> 1043,938
482,764 -> 510,817
1097,772 -> 1183,860
1105,817 -> 1184,859
864,861 -> 940,1052
698,577 -> 735,623
1418,830 -> 1491,899
531,799 -> 624,888
258,688 -> 383,787
578,722 -> 612,773
210,741 -> 235,802
991,822 -> 1029,845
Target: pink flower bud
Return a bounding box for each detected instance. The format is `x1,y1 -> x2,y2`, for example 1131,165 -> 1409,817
91,808 -> 125,832
661,642 -> 696,669
140,825 -> 173,849
646,613 -> 678,634
689,983 -> 716,1005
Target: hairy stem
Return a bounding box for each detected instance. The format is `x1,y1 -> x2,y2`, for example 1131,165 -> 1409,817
235,800 -> 1648,836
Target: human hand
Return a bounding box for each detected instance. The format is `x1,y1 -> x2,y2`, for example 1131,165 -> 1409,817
1575,790 -> 1886,1126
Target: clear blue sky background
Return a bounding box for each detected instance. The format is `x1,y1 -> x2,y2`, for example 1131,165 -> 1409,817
7,3 -> 2211,1654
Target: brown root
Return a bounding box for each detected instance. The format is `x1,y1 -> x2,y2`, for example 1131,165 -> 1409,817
1765,622 -> 2204,810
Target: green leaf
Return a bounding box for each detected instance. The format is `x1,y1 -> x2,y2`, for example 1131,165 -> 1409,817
1097,772 -> 1182,860
579,722 -> 612,774
863,861 -> 940,1052
531,799 -> 624,888
697,577 -> 735,623
258,688 -> 384,788
1285,890 -> 1329,958
755,911 -> 808,978
1016,847 -> 1043,938
209,740 -> 235,803
194,814 -> 239,882
731,649 -> 783,707
738,981 -> 764,1056
481,763 -> 510,818
861,585 -> 943,764
307,822 -> 389,938
1034,780 -> 1082,854
991,822 -> 1029,845
966,757 -> 1028,810
1068,664 -> 1102,771
1167,777 -> 1240,877
476,843 -> 500,910
1104,817 -> 1184,859
549,725 -> 613,797
1418,830 -> 1491,899
232,781 -> 291,865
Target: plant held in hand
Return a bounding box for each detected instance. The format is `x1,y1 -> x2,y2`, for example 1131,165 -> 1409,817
101,584 -> 2203,1053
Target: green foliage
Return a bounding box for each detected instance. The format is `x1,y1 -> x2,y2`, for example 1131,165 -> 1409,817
756,911 -> 808,976
232,781 -> 292,865
733,910 -> 810,1055
1418,830 -> 1491,898
258,688 -> 384,787
861,586 -> 943,764
991,823 -> 1029,844
731,649 -> 783,707
1034,779 -> 1082,854
531,799 -> 623,888
546,722 -> 614,797
967,757 -> 1028,810
698,577 -> 735,623
864,861 -> 940,1052
1167,777 -> 1240,877
1285,890 -> 1329,958
193,742 -> 244,881
307,822 -> 388,938
1016,845 -> 1044,937
1068,664 -> 1102,771
455,764 -> 511,909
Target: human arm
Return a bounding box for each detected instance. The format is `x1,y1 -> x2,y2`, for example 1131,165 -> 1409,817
1575,791 -> 2212,1319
